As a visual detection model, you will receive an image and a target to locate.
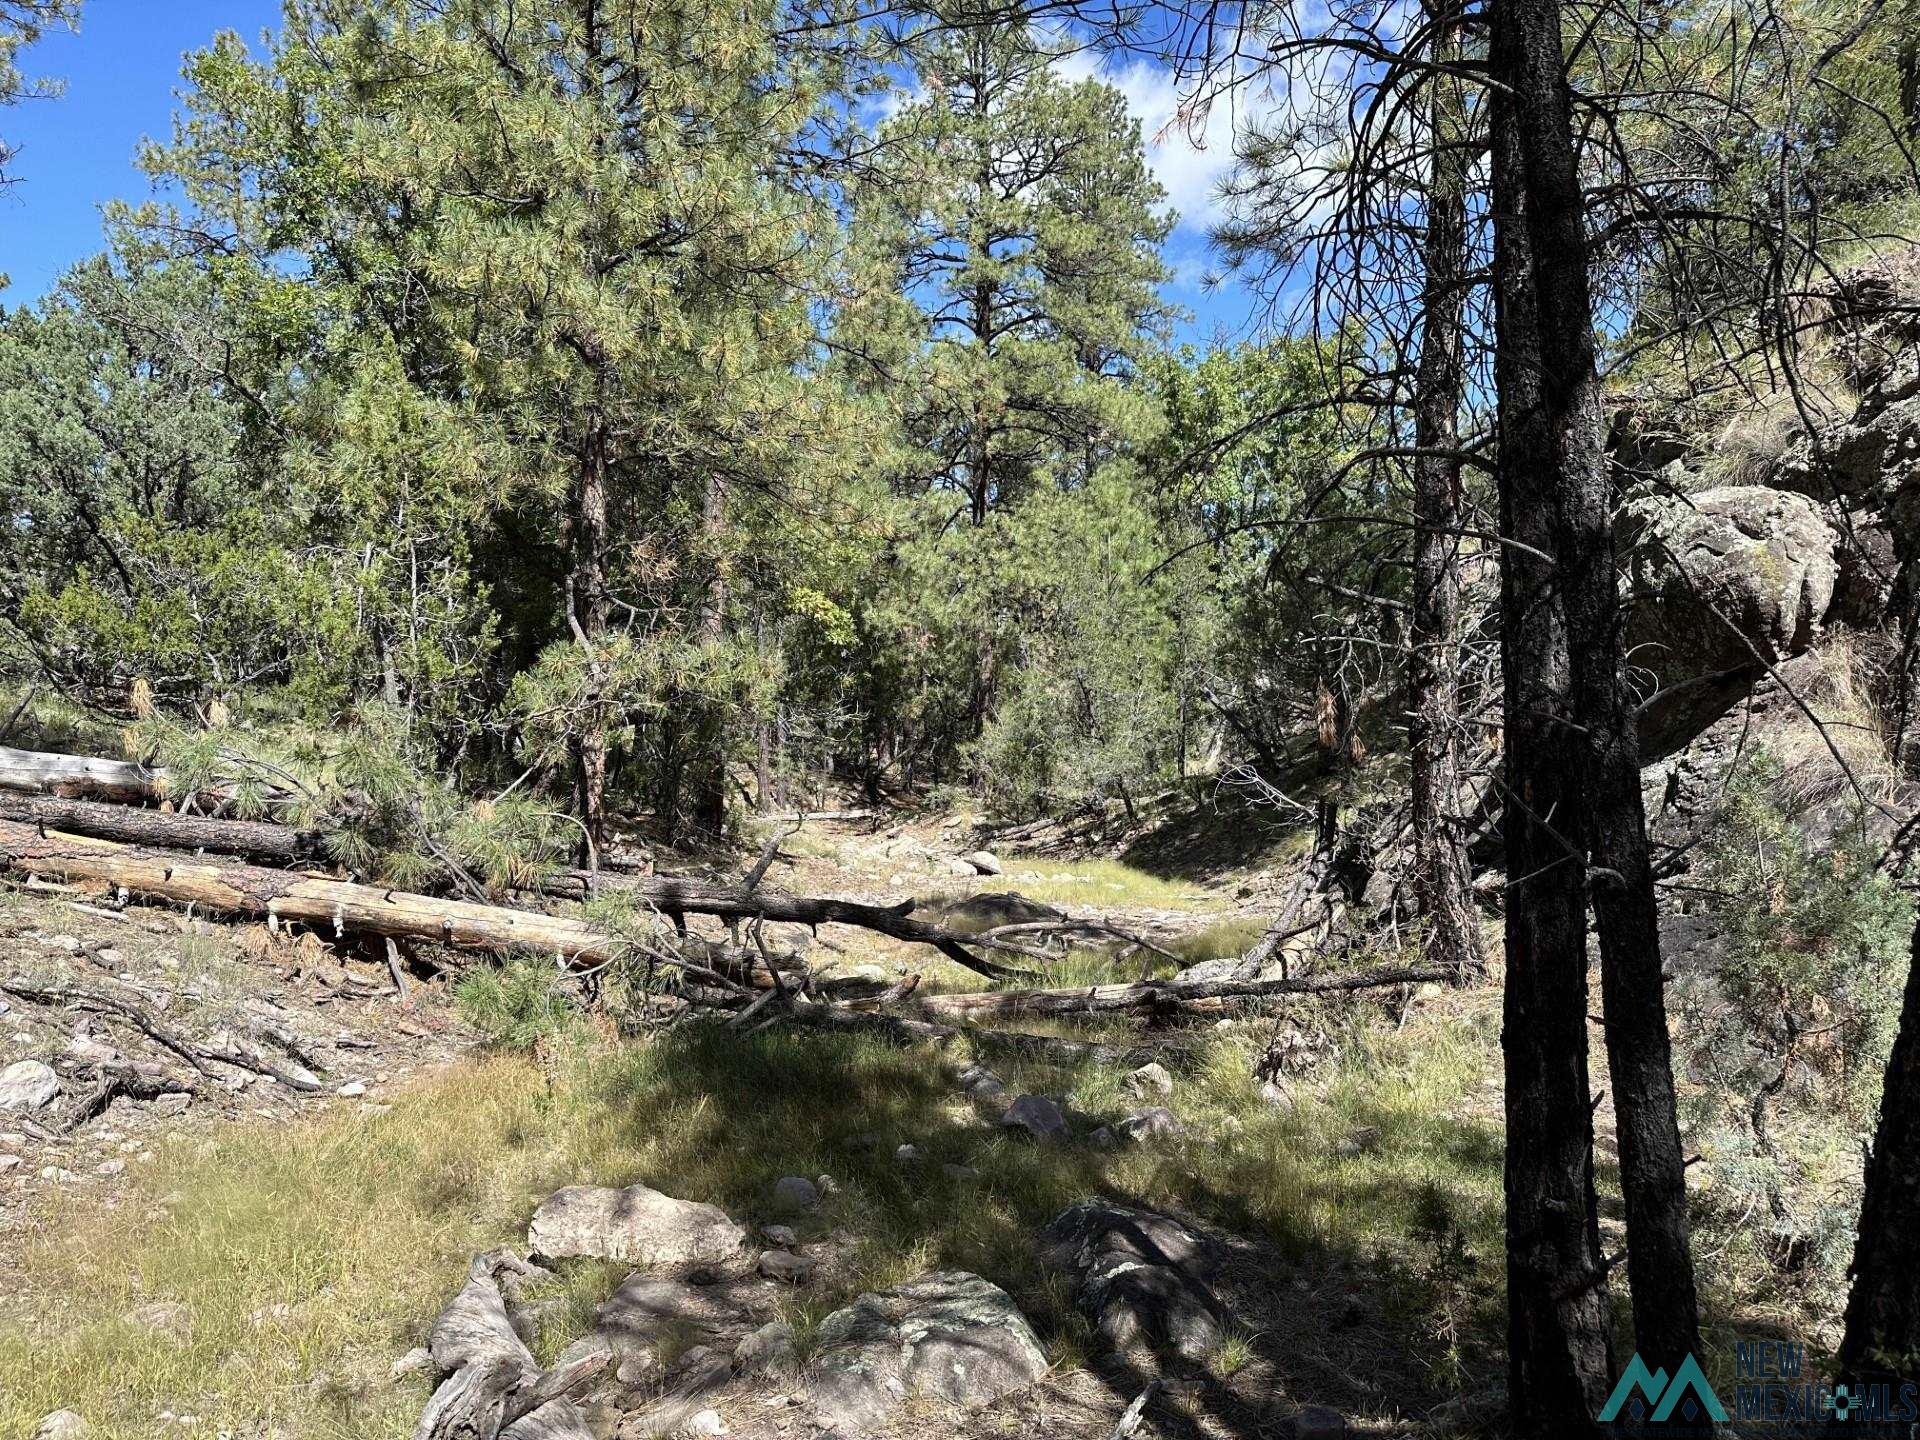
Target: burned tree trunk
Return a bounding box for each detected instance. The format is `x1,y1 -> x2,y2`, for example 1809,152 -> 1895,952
1839,915 -> 1920,1386
0,792 -> 323,863
1487,2 -> 1616,1426
1496,0 -> 1703,1393
1407,10 -> 1485,983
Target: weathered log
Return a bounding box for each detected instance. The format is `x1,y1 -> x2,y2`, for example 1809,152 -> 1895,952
417,1250 -> 598,1440
0,745 -> 166,801
0,791 -> 323,863
0,821 -> 623,964
912,963 -> 1452,1020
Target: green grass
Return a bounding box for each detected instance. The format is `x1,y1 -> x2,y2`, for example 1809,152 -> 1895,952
997,856 -> 1218,911
0,998 -> 1509,1438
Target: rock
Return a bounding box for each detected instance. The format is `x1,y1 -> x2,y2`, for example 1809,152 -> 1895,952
772,1175 -> 820,1212
336,1080 -> 367,1098
33,1412 -> 88,1440
687,1409 -> 729,1436
945,858 -> 978,876
1278,1405 -> 1348,1439
95,1160 -> 125,1177
0,1060 -> 61,1113
733,1320 -> 797,1375
1089,1126 -> 1119,1150
957,1063 -> 1007,1098
1039,1200 -> 1233,1362
556,1271 -> 766,1387
528,1184 -> 746,1267
1125,1062 -> 1174,1099
0,1155 -> 19,1172
757,1249 -> 816,1284
762,1223 -> 798,1248
962,850 -> 1003,876
1116,1107 -> 1187,1142
390,1345 -> 433,1378
894,1143 -> 921,1164
1001,1095 -> 1069,1143
1622,486 -> 1844,755
154,1092 -> 191,1116
64,1034 -> 120,1067
928,892 -> 1066,936
808,1272 -> 1046,1430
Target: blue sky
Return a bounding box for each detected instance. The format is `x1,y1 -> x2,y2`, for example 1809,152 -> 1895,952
0,2 -> 1259,341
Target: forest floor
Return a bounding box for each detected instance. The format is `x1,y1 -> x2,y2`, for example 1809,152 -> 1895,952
0,795 -> 1833,1439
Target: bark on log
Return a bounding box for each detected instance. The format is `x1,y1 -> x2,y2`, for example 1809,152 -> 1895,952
0,792 -> 323,863
0,821 -> 623,964
0,773 -> 1023,981
417,1250 -> 598,1440
0,746 -> 167,802
912,963 -> 1450,1020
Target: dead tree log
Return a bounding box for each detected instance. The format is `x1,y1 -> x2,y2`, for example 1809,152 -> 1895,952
0,792 -> 324,864
912,963 -> 1450,1020
0,821 -> 624,964
0,746 -> 167,801
417,1250 -> 600,1440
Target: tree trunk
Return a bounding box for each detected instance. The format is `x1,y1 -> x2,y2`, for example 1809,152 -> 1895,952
1407,11 -> 1485,983
0,745 -> 170,802
1488,3 -> 1616,1427
913,962 -> 1450,1020
0,792 -> 322,864
1497,0 -> 1704,1386
0,819 -> 625,963
686,470 -> 730,839
1839,915 -> 1920,1385
568,421 -> 612,865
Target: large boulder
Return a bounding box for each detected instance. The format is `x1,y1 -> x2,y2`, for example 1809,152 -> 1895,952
807,1271 -> 1047,1431
1039,1200 -> 1233,1363
527,1184 -> 745,1267
1622,486 -> 1843,756
0,1060 -> 61,1113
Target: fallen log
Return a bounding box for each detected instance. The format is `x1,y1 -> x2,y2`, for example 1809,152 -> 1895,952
912,962 -> 1451,1020
0,782 -> 1024,980
0,791 -> 324,864
0,821 -> 624,964
0,745 -> 166,802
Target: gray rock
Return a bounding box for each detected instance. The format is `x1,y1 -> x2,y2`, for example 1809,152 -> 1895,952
1277,1405 -> 1347,1439
1001,1095 -> 1069,1143
33,1413 -> 88,1440
757,1249 -> 816,1284
528,1184 -> 745,1267
1039,1200 -> 1233,1362
154,1092 -> 192,1116
1089,1126 -> 1119,1150
1125,1062 -> 1175,1099
64,1034 -> 120,1067
957,1063 -> 1007,1098
556,1272 -> 765,1387
762,1223 -> 798,1249
772,1175 -> 820,1212
1622,486 -> 1843,755
894,1143 -> 921,1164
962,850 -> 1003,876
733,1319 -> 797,1375
0,1060 -> 61,1113
808,1271 -> 1046,1430
1116,1108 -> 1187,1142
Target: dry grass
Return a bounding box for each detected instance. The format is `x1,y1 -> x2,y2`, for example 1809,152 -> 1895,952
995,857 -> 1219,912
0,993 -> 1509,1438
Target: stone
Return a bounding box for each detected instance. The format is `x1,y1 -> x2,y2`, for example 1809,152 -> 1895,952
893,1143 -> 921,1165
962,850 -> 1003,876
154,1092 -> 192,1116
1279,1405 -> 1348,1439
733,1320 -> 797,1375
528,1184 -> 746,1266
1039,1200 -> 1233,1362
33,1412 -> 88,1440
64,1034 -> 120,1067
757,1249 -> 815,1284
761,1223 -> 798,1248
687,1409 -> 729,1436
1001,1095 -> 1069,1143
95,1160 -> 125,1177
1125,1062 -> 1175,1099
0,1156 -> 19,1172
0,1060 -> 61,1113
771,1175 -> 820,1212
957,1063 -> 1007,1098
1116,1107 -> 1186,1142
1088,1127 -> 1119,1150
808,1272 -> 1046,1430
556,1272 -> 763,1387
336,1081 -> 368,1098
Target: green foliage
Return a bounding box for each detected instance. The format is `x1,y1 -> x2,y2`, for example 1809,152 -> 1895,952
453,959 -> 583,1053
1678,749 -> 1913,1287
